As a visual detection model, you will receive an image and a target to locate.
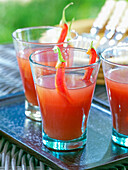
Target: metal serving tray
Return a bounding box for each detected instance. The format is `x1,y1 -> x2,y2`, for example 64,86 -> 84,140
1,92 -> 128,170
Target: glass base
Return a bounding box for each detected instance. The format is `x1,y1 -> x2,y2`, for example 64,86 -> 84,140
25,99 -> 41,122
112,128 -> 128,147
42,130 -> 87,151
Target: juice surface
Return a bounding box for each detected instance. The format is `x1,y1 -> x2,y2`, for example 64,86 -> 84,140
36,74 -> 95,140
105,68 -> 128,135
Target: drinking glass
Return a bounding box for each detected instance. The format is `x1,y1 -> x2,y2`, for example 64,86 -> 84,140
29,46 -> 100,150
102,45 -> 128,147
12,26 -> 77,122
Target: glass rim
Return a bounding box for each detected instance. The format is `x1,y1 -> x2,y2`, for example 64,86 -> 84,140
101,45 -> 128,67
12,26 -> 78,45
29,46 -> 101,70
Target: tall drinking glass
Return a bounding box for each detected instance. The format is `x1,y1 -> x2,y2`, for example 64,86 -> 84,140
29,46 -> 100,150
12,26 -> 77,122
102,45 -> 128,147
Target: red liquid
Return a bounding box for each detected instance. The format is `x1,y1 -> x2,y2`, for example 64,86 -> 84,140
105,68 -> 128,135
17,47 -> 72,106
36,74 -> 95,140
17,49 -> 39,106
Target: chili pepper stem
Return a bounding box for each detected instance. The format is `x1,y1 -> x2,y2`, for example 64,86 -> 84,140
67,18 -> 74,41
60,2 -> 74,25
53,46 -> 66,68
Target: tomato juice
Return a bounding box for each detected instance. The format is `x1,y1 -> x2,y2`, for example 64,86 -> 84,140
105,68 -> 128,135
36,74 -> 95,140
17,49 -> 39,106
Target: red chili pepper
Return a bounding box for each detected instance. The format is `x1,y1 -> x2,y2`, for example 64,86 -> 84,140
83,42 -> 97,81
53,46 -> 72,103
57,23 -> 68,43
52,3 -> 74,102
55,63 -> 72,102
57,2 -> 73,44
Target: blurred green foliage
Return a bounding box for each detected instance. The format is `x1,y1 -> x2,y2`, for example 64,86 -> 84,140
0,0 -> 105,43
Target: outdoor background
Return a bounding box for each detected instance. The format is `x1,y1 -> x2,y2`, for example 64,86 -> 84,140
0,0 -> 105,44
